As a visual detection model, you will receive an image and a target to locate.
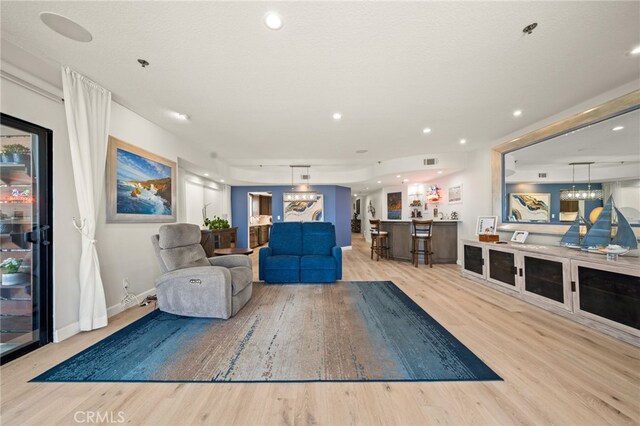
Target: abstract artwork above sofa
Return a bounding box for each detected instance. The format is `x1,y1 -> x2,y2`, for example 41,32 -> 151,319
284,194 -> 323,222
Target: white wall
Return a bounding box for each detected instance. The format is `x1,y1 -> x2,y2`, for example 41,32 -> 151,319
1,64 -> 222,340
183,171 -> 229,227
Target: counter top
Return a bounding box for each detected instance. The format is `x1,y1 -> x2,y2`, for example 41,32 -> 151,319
249,223 -> 272,227
380,220 -> 460,223
462,239 -> 639,269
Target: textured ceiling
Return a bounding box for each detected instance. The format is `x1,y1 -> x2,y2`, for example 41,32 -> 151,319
1,1 -> 639,186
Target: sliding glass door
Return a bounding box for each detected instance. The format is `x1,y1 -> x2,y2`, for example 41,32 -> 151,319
0,113 -> 52,364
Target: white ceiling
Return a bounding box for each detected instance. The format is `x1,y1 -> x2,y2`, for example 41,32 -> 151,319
1,1 -> 639,189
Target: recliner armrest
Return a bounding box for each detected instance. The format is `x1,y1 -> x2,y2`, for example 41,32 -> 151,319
154,266 -> 231,289
259,247 -> 272,281
208,255 -> 252,269
332,246 -> 342,280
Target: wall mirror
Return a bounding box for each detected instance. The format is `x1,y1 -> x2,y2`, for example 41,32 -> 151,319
492,90 -> 640,236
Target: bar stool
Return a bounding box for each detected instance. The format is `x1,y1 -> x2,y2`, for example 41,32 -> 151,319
369,219 -> 389,261
411,219 -> 433,268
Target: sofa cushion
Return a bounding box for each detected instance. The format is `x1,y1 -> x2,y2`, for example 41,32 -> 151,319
158,223 -> 202,249
229,266 -> 252,296
264,255 -> 300,270
269,222 -> 303,255
160,245 -> 210,272
300,255 -> 336,270
302,223 -> 336,255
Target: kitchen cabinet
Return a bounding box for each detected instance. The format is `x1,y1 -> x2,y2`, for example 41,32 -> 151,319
259,196 -> 272,215
249,227 -> 259,248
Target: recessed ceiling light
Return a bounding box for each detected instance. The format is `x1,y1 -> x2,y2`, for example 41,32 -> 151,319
513,109 -> 523,117
333,112 -> 342,120
356,149 -> 368,154
396,175 -> 401,178
173,112 -> 189,121
353,194 -> 358,197
377,180 -> 382,184
630,45 -> 640,55
366,187 -> 369,190
437,170 -> 443,174
612,126 -> 624,131
204,173 -> 209,177
403,179 -> 409,182
220,179 -> 225,183
40,12 -> 93,42
422,128 -> 432,134
264,12 -> 283,30
460,139 -> 467,144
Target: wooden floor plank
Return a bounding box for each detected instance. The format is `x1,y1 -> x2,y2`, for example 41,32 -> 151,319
1,234 -> 638,425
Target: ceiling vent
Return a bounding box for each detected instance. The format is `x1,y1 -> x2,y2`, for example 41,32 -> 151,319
424,158 -> 438,166
538,172 -> 548,179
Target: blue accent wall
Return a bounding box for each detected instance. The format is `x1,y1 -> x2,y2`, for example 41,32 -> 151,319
231,185 -> 352,248
505,183 -> 603,223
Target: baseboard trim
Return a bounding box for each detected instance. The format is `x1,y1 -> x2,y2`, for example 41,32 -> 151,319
53,322 -> 80,343
54,288 -> 156,343
106,288 -> 156,318
341,246 -> 353,250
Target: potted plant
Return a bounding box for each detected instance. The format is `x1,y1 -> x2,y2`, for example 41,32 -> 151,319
204,216 -> 230,230
0,258 -> 28,286
1,144 -> 31,164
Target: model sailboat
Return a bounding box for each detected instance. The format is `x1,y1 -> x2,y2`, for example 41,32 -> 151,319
559,215 -> 591,248
578,196 -> 638,250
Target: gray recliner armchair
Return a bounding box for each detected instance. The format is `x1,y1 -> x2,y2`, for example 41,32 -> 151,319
151,223 -> 252,319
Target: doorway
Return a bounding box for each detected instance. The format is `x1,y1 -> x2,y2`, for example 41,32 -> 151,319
247,192 -> 272,249
0,113 -> 53,365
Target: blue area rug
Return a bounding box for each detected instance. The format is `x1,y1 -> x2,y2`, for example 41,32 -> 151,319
33,281 -> 501,383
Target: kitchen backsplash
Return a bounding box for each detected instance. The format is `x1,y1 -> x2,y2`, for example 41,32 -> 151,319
250,215 -> 272,225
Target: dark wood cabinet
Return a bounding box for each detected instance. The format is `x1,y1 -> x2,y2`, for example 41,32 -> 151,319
251,225 -> 271,248
351,219 -> 361,233
249,227 -> 259,248
259,196 -> 272,215
251,195 -> 272,216
200,228 -> 237,256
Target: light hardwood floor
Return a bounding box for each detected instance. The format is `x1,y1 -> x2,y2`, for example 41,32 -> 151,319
1,234 -> 639,425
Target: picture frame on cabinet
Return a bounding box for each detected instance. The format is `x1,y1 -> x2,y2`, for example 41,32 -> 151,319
476,216 -> 498,235
511,230 -> 529,243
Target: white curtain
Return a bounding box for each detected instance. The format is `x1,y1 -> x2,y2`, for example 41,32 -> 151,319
61,66 -> 111,331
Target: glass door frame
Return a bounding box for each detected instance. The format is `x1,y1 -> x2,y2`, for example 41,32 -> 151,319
0,113 -> 53,365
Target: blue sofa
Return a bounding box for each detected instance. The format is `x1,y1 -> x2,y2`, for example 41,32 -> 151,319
259,222 -> 342,283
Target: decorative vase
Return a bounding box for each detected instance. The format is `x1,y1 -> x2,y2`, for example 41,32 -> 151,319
1,272 -> 29,286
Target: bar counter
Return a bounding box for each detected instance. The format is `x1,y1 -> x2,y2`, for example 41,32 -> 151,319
379,220 -> 460,264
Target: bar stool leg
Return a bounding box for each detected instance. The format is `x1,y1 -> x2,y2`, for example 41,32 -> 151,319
427,239 -> 433,268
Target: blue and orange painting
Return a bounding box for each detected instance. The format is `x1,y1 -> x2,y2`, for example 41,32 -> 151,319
116,148 -> 172,215
387,192 -> 402,220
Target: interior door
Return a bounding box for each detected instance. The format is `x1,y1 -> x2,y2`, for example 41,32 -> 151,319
0,113 -> 52,365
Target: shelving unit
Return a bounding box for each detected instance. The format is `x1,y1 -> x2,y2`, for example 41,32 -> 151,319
0,154 -> 34,351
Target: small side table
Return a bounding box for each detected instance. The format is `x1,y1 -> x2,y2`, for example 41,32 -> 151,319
214,247 -> 254,256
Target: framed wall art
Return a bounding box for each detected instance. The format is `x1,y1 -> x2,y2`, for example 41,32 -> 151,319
509,193 -> 550,222
448,184 -> 462,204
106,136 -> 177,223
284,194 -> 324,222
387,192 -> 402,220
